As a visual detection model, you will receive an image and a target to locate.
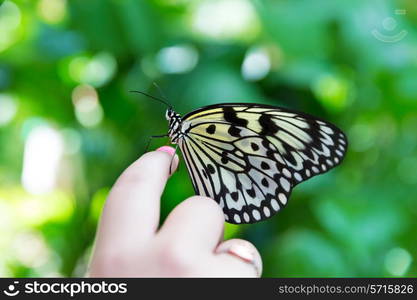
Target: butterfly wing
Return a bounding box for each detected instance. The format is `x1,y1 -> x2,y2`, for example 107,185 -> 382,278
178,103 -> 347,224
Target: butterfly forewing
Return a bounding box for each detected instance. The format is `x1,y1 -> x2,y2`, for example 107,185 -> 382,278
177,103 -> 347,224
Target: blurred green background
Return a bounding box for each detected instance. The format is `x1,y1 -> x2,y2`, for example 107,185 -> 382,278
1,0 -> 416,277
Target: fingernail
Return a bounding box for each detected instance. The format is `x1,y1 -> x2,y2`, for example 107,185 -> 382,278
156,146 -> 176,156
227,243 -> 255,263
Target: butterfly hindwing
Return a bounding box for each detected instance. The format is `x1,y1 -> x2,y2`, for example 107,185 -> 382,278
178,103 -> 347,224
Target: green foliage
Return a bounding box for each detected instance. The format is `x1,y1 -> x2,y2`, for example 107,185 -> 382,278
0,0 -> 416,277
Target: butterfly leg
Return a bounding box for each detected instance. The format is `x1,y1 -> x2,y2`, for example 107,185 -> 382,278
144,134 -> 168,153
169,144 -> 179,175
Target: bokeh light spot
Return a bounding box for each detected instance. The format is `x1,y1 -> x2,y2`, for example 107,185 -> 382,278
242,47 -> 271,81
68,53 -> 116,87
192,0 -> 259,40
72,84 -> 104,127
0,0 -> 22,52
82,53 -> 117,87
156,44 -> 198,74
385,248 -> 412,276
37,0 -> 67,24
21,125 -> 64,195
12,231 -> 50,268
14,189 -> 74,226
312,74 -> 350,112
89,188 -> 109,222
0,93 -> 18,126
68,56 -> 89,82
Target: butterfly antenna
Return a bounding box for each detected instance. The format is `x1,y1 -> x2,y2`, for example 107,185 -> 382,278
153,82 -> 169,103
129,90 -> 172,108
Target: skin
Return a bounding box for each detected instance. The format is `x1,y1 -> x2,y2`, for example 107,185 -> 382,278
88,146 -> 262,277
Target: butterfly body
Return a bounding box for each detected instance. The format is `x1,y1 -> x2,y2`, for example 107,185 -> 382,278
166,108 -> 183,144
165,103 -> 347,224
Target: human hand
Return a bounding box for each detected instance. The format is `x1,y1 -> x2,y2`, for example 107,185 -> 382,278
88,146 -> 262,277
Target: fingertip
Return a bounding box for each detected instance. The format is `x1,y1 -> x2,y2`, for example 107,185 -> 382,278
156,146 -> 176,156
216,239 -> 263,277
155,146 -> 179,174
132,147 -> 179,175
114,149 -> 178,191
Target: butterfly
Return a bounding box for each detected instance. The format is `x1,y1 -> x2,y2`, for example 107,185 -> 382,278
136,91 -> 348,224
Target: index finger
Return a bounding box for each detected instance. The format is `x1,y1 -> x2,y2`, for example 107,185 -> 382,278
94,146 -> 178,253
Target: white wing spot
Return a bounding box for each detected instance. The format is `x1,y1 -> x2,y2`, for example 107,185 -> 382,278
287,151 -> 304,170
336,150 -> 343,157
280,177 -> 290,192
306,169 -> 311,177
294,172 -> 302,181
339,138 -> 346,145
235,150 -> 244,157
320,133 -> 334,146
243,212 -> 250,223
263,206 -> 271,217
320,125 -> 334,135
273,153 -> 286,164
321,144 -> 331,157
283,168 -> 292,178
234,214 -> 241,223
334,157 -> 340,164
312,166 -> 319,173
271,199 -> 280,211
278,193 -> 287,205
321,164 -> 327,171
326,159 -> 334,166
252,209 -> 261,221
